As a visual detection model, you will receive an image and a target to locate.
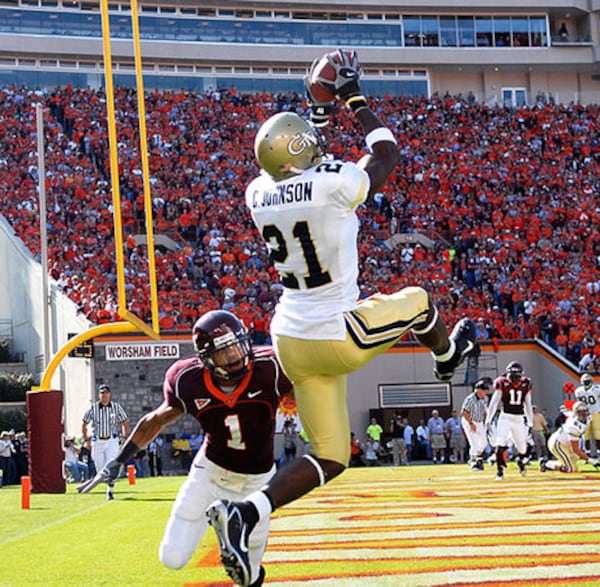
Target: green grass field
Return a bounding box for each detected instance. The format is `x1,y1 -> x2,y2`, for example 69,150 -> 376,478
2,462 -> 600,586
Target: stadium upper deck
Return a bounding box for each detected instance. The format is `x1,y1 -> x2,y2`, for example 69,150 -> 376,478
0,0 -> 598,102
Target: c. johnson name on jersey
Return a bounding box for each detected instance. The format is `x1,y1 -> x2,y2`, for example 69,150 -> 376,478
250,180 -> 313,208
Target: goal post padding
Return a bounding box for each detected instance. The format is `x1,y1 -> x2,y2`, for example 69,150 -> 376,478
26,389 -> 66,493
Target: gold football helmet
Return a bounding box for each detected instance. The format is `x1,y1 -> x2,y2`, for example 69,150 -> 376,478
572,400 -> 590,423
254,112 -> 324,181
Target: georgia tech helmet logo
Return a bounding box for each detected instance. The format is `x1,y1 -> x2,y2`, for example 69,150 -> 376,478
288,131 -> 317,156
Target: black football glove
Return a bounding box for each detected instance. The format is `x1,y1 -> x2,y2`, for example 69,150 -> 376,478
303,74 -> 336,128
321,48 -> 362,101
76,459 -> 121,494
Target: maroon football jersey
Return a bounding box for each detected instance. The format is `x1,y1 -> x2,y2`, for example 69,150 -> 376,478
493,374 -> 532,415
164,346 -> 292,474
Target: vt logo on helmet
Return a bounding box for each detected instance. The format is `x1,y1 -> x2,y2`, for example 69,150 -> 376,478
254,112 -> 324,181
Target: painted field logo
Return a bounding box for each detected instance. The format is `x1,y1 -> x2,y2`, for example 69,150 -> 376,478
105,343 -> 180,361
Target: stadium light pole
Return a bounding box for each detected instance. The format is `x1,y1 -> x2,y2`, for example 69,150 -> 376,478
36,102 -> 51,370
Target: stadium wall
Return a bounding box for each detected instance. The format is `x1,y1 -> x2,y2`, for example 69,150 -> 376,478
0,214 -> 94,431
88,334 -> 578,455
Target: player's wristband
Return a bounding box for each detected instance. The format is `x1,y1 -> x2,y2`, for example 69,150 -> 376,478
365,127 -> 398,151
310,105 -> 330,128
345,95 -> 368,114
116,439 -> 141,465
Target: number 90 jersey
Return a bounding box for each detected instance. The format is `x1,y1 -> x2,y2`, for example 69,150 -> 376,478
574,384 -> 600,414
163,346 -> 293,475
246,160 -> 370,341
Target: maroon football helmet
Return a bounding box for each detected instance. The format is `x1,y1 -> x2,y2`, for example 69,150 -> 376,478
192,310 -> 252,381
505,361 -> 523,383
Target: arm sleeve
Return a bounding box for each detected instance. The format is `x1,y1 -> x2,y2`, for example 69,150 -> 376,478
485,392 -> 501,427
524,393 -> 534,426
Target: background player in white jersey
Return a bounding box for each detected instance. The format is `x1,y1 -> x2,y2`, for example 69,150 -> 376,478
540,401 -> 600,473
485,361 -> 533,480
78,310 -> 293,587
206,49 -> 477,586
574,373 -> 600,458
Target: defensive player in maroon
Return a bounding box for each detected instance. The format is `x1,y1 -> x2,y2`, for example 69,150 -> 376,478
77,310 -> 292,587
485,361 -> 534,480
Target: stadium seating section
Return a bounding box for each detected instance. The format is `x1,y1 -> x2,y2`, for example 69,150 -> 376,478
1,86 -> 598,367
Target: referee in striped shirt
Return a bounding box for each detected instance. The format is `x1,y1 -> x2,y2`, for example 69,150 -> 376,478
461,378 -> 490,471
82,384 -> 129,500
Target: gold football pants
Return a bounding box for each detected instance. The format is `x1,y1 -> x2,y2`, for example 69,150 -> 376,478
273,286 -> 430,465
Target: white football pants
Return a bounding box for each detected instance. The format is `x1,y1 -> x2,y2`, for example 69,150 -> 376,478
159,448 -> 275,585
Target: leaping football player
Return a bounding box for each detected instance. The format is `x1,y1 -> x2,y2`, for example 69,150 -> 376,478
205,48 -> 477,587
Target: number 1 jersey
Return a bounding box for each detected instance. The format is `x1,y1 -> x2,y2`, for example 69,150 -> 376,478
164,346 -> 292,474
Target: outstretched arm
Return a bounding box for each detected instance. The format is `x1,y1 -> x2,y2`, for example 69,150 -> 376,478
77,402 -> 182,493
354,107 -> 399,198
485,391 -> 501,428
569,438 -> 598,465
313,49 -> 398,199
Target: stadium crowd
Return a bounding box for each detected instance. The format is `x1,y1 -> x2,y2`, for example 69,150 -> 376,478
0,85 -> 599,369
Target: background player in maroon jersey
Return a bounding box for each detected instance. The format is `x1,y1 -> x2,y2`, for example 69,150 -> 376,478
77,310 -> 293,587
485,361 -> 533,480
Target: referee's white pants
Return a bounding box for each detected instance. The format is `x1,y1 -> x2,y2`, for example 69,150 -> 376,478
159,448 -> 275,584
462,420 -> 487,460
91,438 -> 120,471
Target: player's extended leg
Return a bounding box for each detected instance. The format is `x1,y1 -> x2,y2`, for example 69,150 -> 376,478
542,434 -> 575,473
160,459 -> 217,569
346,287 -> 477,382
206,341 -> 352,586
510,419 -> 530,477
162,453 -> 272,585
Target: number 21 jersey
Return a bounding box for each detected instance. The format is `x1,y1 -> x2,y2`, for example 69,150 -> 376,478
246,160 -> 370,340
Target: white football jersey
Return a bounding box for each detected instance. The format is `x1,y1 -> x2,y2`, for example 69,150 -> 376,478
246,160 -> 369,340
555,412 -> 590,445
573,383 -> 600,414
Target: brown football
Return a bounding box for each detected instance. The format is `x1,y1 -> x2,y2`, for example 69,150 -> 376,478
308,51 -> 348,103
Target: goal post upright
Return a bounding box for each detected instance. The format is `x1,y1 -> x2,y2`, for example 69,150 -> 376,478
29,1 -> 164,491
131,0 -> 160,335
100,0 -> 161,340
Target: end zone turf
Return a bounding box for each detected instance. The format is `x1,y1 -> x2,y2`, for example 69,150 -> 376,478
2,463 -> 599,586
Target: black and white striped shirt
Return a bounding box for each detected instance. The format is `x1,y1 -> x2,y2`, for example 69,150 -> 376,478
461,392 -> 488,423
82,401 -> 128,439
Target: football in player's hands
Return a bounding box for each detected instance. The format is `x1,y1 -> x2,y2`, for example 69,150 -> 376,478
307,49 -> 360,103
